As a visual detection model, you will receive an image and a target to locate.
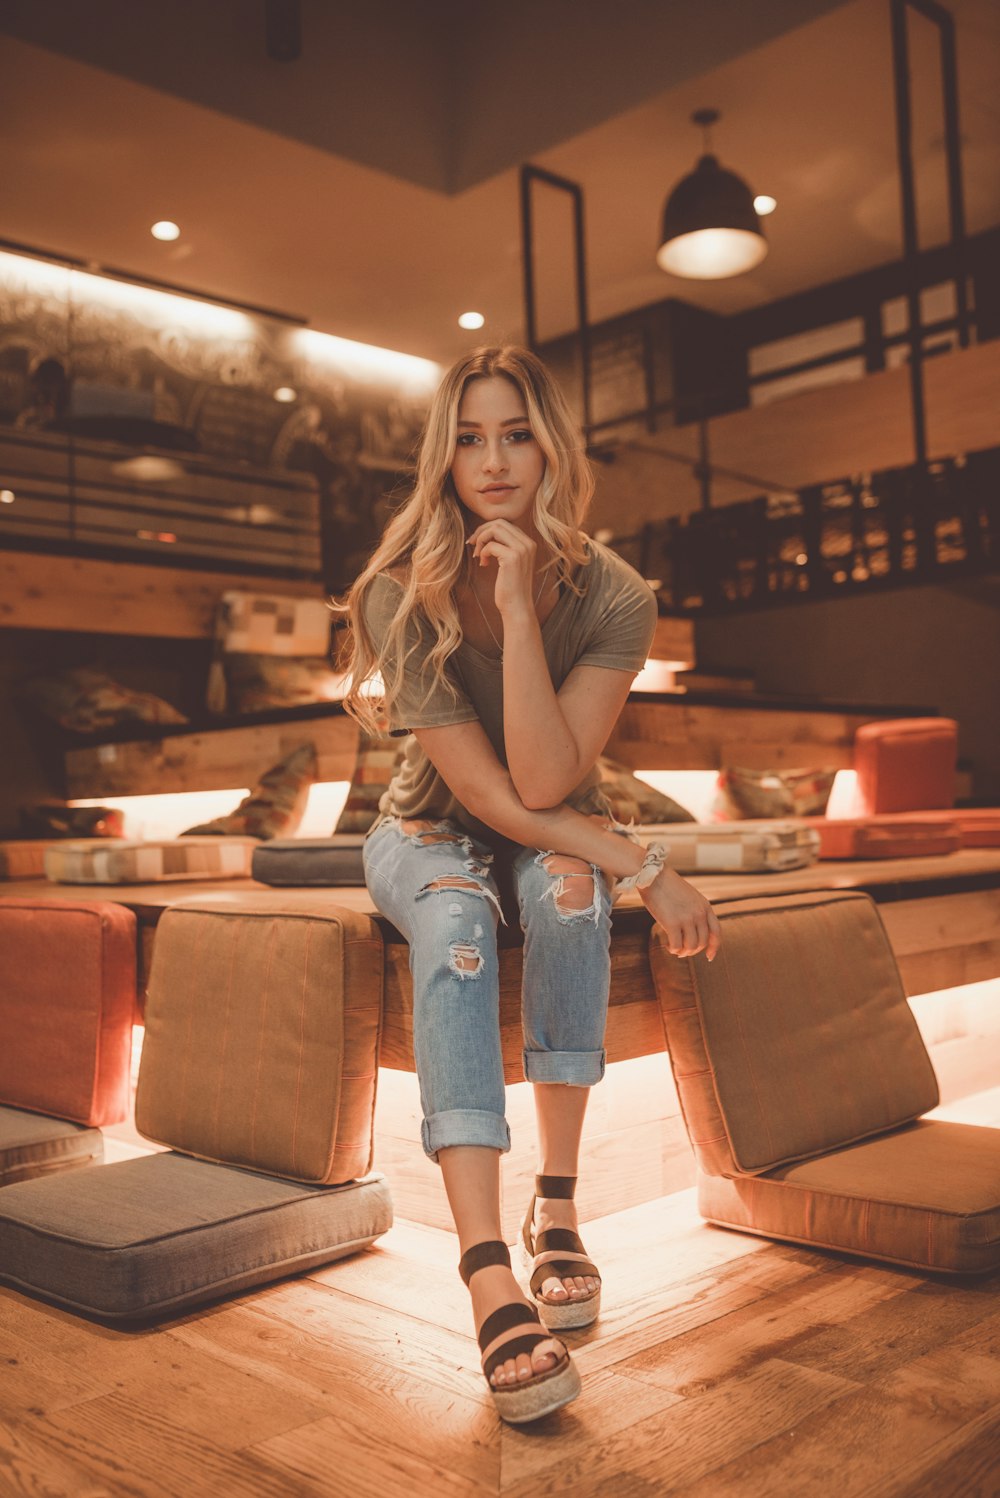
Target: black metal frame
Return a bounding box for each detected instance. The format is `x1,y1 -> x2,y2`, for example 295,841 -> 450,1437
519,164 -> 592,431
890,0 -> 969,469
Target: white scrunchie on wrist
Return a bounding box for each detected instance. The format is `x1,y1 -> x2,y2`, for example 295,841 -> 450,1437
615,842 -> 669,895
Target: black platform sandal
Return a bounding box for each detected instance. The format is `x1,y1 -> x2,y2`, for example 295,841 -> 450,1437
458,1239 -> 582,1424
519,1174 -> 602,1330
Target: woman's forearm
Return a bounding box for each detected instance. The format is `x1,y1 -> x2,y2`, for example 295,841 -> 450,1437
467,767 -> 645,881
501,608 -> 582,807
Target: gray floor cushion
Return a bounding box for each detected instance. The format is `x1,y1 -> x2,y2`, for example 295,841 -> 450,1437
0,1104 -> 103,1186
0,1151 -> 393,1321
251,836 -> 366,886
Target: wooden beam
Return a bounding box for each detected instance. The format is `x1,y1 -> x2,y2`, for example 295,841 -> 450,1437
606,697 -> 872,770
0,551 -> 324,638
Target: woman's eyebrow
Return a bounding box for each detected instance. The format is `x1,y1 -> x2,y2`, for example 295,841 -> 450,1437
457,416 -> 530,428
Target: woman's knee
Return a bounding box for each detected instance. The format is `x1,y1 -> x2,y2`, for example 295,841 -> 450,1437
522,849 -> 609,925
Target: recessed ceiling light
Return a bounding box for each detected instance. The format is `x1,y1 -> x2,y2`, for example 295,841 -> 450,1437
458,311 -> 485,330
0,489 -> 15,504
753,195 -> 777,216
273,386 -> 297,402
151,221 -> 181,241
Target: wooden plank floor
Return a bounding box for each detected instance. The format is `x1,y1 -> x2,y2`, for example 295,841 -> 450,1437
2,1090 -> 998,1498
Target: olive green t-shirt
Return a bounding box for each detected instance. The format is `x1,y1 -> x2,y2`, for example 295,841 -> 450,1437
362,537 -> 657,839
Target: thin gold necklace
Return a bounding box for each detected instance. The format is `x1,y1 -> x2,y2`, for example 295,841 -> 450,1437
466,556 -> 549,655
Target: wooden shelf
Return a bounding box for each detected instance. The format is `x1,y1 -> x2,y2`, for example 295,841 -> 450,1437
61,691 -> 936,798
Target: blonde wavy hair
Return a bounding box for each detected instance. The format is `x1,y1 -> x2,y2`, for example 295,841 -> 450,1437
339,345 -> 594,734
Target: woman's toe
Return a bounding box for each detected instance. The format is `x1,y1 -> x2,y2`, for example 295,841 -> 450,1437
543,1277 -> 568,1300
515,1353 -> 534,1382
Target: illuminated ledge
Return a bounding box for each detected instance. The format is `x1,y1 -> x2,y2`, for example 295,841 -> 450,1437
62,692 -> 936,800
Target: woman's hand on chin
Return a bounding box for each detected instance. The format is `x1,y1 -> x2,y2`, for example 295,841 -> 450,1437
640,868 -> 721,961
467,519 -> 538,618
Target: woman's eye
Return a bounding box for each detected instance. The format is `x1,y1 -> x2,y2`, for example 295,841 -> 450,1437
506,429 -> 533,443
456,433 -> 480,446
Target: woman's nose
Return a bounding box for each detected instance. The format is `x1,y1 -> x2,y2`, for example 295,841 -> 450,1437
481,441 -> 507,472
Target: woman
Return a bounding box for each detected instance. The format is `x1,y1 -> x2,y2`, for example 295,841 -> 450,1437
342,345 -> 720,1424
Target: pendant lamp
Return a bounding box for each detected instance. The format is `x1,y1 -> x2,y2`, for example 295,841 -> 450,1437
657,109 -> 768,279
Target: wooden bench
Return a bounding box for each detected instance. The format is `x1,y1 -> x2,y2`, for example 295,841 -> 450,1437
5,847 -> 999,1237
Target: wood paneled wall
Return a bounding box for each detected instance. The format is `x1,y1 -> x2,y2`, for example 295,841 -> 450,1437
592,338 -> 1000,531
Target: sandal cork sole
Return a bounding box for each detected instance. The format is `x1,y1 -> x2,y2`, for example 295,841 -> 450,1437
490,1352 -> 582,1424
518,1238 -> 602,1330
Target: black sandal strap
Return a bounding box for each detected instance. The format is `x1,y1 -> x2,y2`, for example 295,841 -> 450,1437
477,1300 -> 540,1353
458,1239 -> 511,1287
535,1174 -> 577,1199
483,1332 -> 558,1381
533,1227 -> 586,1256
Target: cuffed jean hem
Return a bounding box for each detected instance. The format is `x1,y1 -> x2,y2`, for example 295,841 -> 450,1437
420,1108 -> 512,1165
522,1047 -> 607,1085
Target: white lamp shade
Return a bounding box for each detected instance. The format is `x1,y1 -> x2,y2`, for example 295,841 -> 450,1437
656,226 -> 769,279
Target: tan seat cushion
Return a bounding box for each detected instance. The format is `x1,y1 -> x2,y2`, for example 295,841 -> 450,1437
698,1119 -> 1000,1275
649,889 -> 939,1175
136,895 -> 383,1185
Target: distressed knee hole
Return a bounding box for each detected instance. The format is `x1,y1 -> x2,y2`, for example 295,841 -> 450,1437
416,874 -> 506,924
541,854 -> 597,915
448,940 -> 483,978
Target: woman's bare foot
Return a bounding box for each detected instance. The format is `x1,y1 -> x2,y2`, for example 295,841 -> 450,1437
469,1263 -> 566,1388
532,1195 -> 600,1304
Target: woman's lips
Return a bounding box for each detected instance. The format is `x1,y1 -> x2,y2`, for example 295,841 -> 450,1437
480,485 -> 514,494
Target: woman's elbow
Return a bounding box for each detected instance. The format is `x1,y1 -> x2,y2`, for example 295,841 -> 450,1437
512,769 -> 579,811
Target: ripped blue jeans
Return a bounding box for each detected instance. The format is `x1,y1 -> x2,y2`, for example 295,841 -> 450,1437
363,815 -> 613,1163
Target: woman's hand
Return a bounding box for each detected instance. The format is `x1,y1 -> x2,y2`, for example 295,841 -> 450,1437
640,867 -> 722,961
467,519 -> 538,619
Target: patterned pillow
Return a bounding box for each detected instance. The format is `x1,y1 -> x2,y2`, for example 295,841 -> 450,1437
206,590 -> 334,714
597,756 -> 696,825
20,667 -> 188,733
219,655 -> 349,715
712,765 -> 837,821
181,743 -> 317,839
335,732 -> 406,834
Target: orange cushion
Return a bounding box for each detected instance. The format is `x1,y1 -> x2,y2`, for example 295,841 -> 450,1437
698,1119 -> 1000,1275
854,718 -> 957,814
799,815 -> 961,859
649,889 -> 939,1176
0,841 -> 51,880
883,808 -> 1000,848
0,898 -> 137,1126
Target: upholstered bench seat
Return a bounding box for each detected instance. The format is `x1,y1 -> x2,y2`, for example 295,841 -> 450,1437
650,888 -> 1000,1275
0,1152 -> 391,1321
0,1105 -> 103,1188
252,835 -> 366,886
699,1119 -> 1000,1275
0,894 -> 392,1321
